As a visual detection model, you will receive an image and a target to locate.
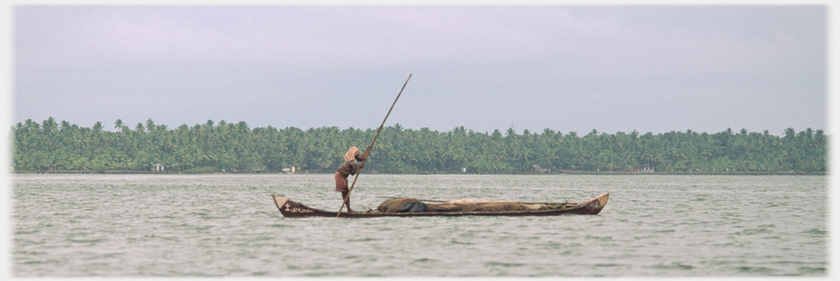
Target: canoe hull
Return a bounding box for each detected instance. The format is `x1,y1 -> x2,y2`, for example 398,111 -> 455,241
273,192 -> 609,218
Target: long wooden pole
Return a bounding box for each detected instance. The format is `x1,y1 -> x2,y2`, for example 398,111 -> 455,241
337,74 -> 412,217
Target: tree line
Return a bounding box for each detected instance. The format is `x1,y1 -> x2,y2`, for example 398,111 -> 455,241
11,117 -> 827,174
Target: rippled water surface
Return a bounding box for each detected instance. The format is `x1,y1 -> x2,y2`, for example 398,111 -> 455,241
12,174 -> 828,277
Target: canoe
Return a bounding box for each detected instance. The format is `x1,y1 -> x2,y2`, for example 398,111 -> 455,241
272,192 -> 609,218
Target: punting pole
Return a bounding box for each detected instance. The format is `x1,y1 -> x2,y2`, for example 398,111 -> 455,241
337,74 -> 412,217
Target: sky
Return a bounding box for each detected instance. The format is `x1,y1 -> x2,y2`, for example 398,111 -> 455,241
5,3 -> 833,136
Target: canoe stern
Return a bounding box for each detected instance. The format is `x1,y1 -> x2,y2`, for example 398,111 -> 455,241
579,192 -> 609,215
273,195 -> 289,211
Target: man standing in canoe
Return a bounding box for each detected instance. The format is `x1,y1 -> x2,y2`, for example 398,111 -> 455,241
335,146 -> 365,212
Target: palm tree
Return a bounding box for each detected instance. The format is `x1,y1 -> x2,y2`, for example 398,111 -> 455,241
135,123 -> 145,134
145,119 -> 156,134
42,117 -> 57,134
114,119 -> 124,130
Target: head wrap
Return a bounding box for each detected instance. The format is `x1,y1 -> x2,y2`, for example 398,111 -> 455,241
344,146 -> 359,162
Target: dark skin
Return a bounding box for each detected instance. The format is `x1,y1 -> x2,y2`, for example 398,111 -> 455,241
341,191 -> 352,213
341,152 -> 365,213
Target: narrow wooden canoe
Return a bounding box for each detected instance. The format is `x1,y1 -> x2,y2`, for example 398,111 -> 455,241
272,192 -> 609,218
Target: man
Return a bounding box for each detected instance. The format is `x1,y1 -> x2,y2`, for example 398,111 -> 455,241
335,146 -> 365,212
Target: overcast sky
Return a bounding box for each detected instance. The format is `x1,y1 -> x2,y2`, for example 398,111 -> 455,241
8,4 -> 831,136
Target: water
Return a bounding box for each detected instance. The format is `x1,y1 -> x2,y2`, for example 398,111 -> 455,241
11,174 -> 828,277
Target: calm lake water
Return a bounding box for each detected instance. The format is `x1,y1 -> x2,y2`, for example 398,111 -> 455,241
11,174 -> 828,277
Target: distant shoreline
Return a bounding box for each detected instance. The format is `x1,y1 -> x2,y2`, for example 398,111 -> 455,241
11,170 -> 826,176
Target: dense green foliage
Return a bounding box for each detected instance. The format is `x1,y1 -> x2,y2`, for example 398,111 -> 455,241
11,117 -> 827,173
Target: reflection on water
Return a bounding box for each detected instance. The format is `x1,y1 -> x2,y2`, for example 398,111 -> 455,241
12,174 -> 827,277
